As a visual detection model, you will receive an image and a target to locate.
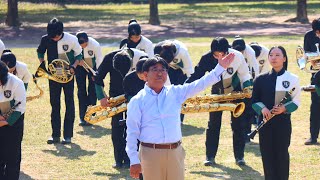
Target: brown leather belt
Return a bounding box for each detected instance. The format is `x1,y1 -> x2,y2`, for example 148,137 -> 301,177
141,141 -> 181,149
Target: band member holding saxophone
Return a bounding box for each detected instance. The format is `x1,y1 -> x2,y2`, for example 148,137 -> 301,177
75,31 -> 102,126
186,37 -> 252,166
252,46 -> 300,180
304,18 -> 320,145
120,19 -> 154,57
95,48 -> 146,169
0,61 -> 26,180
37,18 -> 83,144
1,51 -> 32,90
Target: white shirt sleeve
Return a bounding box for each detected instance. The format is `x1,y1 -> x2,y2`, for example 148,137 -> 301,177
93,41 -> 103,69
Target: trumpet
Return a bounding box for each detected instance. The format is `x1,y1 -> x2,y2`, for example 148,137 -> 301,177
296,44 -> 320,73
82,60 -> 96,76
35,59 -> 74,83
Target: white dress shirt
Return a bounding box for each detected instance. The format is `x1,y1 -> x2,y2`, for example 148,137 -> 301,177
126,64 -> 225,165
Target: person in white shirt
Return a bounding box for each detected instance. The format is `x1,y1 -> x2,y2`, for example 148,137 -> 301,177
120,19 -> 154,57
0,61 -> 26,180
250,42 -> 270,75
75,31 -> 102,126
126,54 -> 234,180
232,36 -> 260,79
0,39 -> 5,55
1,50 -> 32,90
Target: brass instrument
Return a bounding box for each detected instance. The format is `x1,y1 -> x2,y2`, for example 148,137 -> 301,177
34,59 -> 74,83
84,89 -> 251,124
26,75 -> 44,102
3,102 -> 21,119
82,61 -> 96,76
296,44 -> 320,73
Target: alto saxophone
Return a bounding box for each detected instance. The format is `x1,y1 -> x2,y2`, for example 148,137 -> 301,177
84,88 -> 252,124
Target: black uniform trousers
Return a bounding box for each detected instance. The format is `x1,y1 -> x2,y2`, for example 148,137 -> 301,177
205,109 -> 246,160
75,66 -> 97,122
0,115 -> 24,180
310,91 -> 320,141
168,68 -> 187,122
111,113 -> 129,165
259,115 -> 291,180
49,79 -> 75,139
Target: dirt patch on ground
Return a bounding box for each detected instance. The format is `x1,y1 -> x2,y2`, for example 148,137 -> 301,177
0,15 -> 314,48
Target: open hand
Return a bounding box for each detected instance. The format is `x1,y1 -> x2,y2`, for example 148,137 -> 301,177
261,107 -> 272,122
100,96 -> 110,107
218,52 -> 235,69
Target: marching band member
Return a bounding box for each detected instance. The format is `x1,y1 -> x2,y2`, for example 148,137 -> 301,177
232,36 -> 260,79
37,18 -> 83,144
250,42 -> 270,75
0,61 -> 26,180
304,18 -> 320,145
95,48 -> 147,169
252,46 -> 300,180
154,39 -> 194,123
120,19 -> 154,57
1,51 -> 32,90
75,31 -> 102,126
126,54 -> 234,180
186,37 -> 252,166
0,39 -> 5,55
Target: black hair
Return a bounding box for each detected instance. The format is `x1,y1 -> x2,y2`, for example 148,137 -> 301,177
2,49 -> 12,54
232,35 -> 246,52
1,52 -> 16,68
76,31 -> 89,44
312,18 -> 320,31
47,18 -> 63,38
113,50 -> 131,77
269,46 -> 288,70
142,55 -> 169,72
211,37 -> 229,54
136,58 -> 147,73
0,61 -> 9,85
128,19 -> 141,37
249,42 -> 262,58
157,41 -> 176,64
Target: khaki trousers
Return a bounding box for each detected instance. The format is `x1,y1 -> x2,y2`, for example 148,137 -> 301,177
139,144 -> 185,180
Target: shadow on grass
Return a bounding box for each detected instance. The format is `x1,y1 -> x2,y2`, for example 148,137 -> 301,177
93,170 -> 131,180
245,141 -> 262,157
20,171 -> 33,180
42,143 -> 96,160
77,124 -> 111,138
191,163 -> 263,179
181,124 -> 205,137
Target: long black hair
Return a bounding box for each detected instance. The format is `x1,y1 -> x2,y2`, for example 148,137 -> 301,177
269,46 -> 288,70
0,61 -> 9,85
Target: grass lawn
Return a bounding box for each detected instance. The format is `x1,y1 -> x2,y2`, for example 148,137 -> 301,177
10,35 -> 319,180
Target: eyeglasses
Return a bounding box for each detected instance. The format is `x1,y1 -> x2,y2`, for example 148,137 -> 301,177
150,68 -> 168,73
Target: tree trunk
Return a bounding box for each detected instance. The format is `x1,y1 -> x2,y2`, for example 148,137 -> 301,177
6,0 -> 20,27
285,0 -> 309,23
149,0 -> 160,25
296,0 -> 308,23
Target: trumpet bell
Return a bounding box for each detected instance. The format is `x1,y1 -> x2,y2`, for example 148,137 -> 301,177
296,46 -> 320,73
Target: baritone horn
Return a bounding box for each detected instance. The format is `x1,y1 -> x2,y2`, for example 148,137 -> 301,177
296,43 -> 320,73
34,59 -> 74,83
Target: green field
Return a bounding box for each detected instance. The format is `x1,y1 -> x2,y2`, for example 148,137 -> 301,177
1,1 -> 320,180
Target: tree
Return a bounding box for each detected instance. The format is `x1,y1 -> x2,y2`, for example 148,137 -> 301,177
149,0 -> 160,25
6,0 -> 20,27
285,0 -> 309,23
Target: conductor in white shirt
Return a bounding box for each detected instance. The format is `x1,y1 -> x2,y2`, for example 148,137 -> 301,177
126,53 -> 235,180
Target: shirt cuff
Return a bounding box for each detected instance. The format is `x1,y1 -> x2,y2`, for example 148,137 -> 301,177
7,111 -> 22,126
252,102 -> 266,115
130,156 -> 141,166
213,64 -> 225,77
95,84 -> 106,100
37,52 -> 44,59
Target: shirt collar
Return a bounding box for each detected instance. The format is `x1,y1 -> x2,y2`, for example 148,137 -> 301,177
144,83 -> 167,95
270,67 -> 285,76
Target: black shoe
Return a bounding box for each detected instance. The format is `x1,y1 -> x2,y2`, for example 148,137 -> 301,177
47,137 -> 60,144
61,138 -> 72,144
204,158 -> 215,166
112,163 -> 122,169
236,158 -> 246,166
305,138 -> 317,145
